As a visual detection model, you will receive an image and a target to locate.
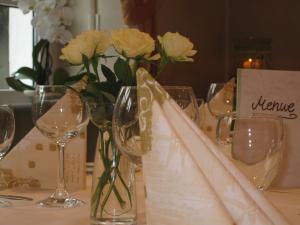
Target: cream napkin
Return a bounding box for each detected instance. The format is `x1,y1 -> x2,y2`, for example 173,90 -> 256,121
136,68 -> 291,225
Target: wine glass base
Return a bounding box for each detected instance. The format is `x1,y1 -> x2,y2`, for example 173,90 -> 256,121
0,199 -> 11,208
37,196 -> 85,208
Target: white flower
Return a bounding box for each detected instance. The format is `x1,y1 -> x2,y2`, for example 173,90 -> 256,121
17,0 -> 37,14
47,7 -> 73,26
48,26 -> 72,44
16,0 -> 74,43
56,0 -> 74,7
38,24 -> 72,44
158,32 -> 197,62
34,0 -> 56,15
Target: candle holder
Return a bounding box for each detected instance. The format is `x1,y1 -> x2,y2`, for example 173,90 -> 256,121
233,37 -> 272,70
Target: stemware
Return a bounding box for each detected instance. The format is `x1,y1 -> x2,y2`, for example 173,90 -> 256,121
216,113 -> 283,190
0,105 -> 15,207
112,86 -> 199,165
196,98 -> 205,128
206,81 -> 235,118
32,85 -> 89,208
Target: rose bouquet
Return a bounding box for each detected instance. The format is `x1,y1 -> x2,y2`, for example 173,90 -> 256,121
60,28 -> 196,220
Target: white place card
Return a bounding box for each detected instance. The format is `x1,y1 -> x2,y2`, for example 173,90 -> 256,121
237,68 -> 300,187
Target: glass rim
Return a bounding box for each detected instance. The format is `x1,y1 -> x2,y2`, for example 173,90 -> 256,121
88,102 -> 115,106
120,85 -> 194,90
217,112 -> 284,144
35,85 -> 66,88
0,104 -> 14,111
221,112 -> 283,121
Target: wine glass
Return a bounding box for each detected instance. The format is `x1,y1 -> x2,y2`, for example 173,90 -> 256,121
112,86 -> 199,165
0,105 -> 15,207
206,81 -> 235,118
196,98 -> 205,128
32,85 -> 89,208
216,113 -> 283,190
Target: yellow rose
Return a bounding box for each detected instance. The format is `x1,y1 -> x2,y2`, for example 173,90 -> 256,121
60,30 -> 111,64
77,30 -> 111,55
111,28 -> 155,58
60,37 -> 95,64
158,32 -> 197,62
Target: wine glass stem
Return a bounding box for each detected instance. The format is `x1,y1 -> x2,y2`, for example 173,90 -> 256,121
54,143 -> 69,199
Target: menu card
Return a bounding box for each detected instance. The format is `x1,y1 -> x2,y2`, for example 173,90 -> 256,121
237,68 -> 300,187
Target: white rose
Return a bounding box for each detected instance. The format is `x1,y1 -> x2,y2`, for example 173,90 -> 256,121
158,32 -> 197,62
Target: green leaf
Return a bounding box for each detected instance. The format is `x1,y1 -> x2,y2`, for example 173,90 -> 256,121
157,49 -> 170,76
64,72 -> 85,85
85,82 -> 116,103
101,64 -> 116,83
89,103 -> 114,126
86,82 -> 102,96
6,77 -> 34,91
94,82 -> 119,97
114,57 -> 133,84
91,56 -> 99,77
15,67 -> 38,81
32,39 -> 48,75
82,54 -> 90,71
79,90 -> 99,103
53,68 -> 69,85
101,91 -> 116,103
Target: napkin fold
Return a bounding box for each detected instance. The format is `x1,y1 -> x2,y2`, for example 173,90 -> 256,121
136,68 -> 291,225
0,90 -> 87,190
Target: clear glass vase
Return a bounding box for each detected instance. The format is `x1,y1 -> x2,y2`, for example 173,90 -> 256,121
89,103 -> 137,225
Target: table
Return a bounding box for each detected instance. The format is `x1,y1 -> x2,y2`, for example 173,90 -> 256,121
0,173 -> 146,225
0,174 -> 299,225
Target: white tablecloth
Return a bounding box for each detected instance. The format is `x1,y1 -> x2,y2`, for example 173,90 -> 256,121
0,172 -> 146,225
0,173 -> 299,225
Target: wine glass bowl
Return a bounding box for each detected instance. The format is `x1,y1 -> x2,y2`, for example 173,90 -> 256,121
112,86 -> 199,165
0,105 -> 15,160
206,81 -> 236,118
32,85 -> 89,208
216,113 -> 283,190
164,86 -> 199,123
87,102 -> 114,129
0,105 -> 15,207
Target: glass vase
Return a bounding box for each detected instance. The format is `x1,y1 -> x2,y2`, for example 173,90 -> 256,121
89,104 -> 137,225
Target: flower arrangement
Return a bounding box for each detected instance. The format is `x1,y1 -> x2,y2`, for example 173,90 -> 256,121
60,28 -> 196,218
16,0 -> 73,43
61,28 -> 196,102
6,0 -> 73,91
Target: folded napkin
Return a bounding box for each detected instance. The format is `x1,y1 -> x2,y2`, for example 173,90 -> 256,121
199,103 -> 217,140
136,68 -> 291,225
0,90 -> 87,190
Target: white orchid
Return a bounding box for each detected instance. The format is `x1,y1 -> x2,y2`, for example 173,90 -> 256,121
44,26 -> 73,44
17,0 -> 37,14
48,7 -> 73,26
16,0 -> 73,44
34,0 -> 56,14
56,0 -> 74,7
